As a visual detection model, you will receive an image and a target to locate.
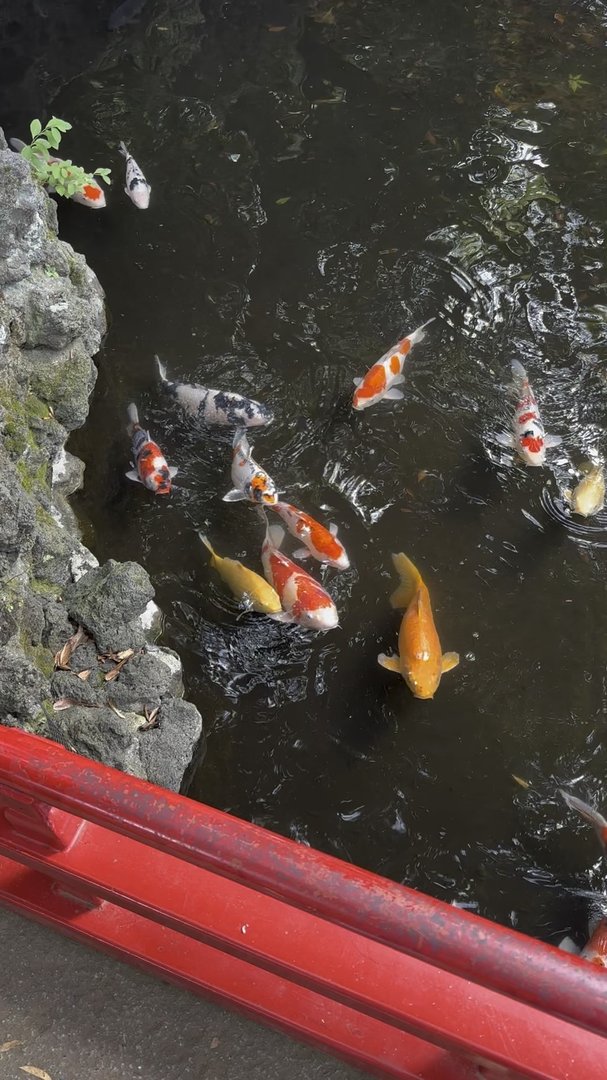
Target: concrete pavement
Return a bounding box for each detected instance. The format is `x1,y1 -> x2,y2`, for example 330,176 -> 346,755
0,907 -> 367,1080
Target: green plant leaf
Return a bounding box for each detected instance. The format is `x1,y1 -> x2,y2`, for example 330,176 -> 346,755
48,117 -> 71,132
568,73 -> 589,93
275,196 -> 291,205
46,129 -> 60,150
29,119 -> 42,139
33,138 -> 50,152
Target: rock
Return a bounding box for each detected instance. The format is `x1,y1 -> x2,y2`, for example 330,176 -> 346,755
41,602 -> 75,653
108,647 -> 184,711
22,339 -> 98,431
52,448 -> 85,495
138,698 -> 205,792
55,706 -> 147,780
64,559 -> 155,653
0,647 -> 49,723
0,141 -> 55,286
0,458 -> 36,571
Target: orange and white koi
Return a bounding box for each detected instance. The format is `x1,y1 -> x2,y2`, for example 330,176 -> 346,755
261,522 -> 339,630
352,318 -> 434,411
268,502 -> 349,570
378,553 -> 459,699
126,403 -> 177,495
559,790 -> 607,967
9,137 -> 106,208
223,430 -> 277,505
494,361 -> 561,466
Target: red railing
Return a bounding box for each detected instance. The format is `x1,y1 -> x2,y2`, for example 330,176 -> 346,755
0,725 -> 605,1079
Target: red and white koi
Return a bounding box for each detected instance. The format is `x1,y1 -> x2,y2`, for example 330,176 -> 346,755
223,430 -> 277,505
9,137 -> 106,208
352,318 -> 434,411
126,403 -> 177,495
494,361 -> 561,466
268,502 -> 349,569
119,141 -> 151,209
559,790 -> 607,967
261,521 -> 339,630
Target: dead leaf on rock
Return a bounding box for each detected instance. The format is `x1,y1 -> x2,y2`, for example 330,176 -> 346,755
76,669 -> 91,681
20,1068 -> 53,1080
210,1037 -> 220,1049
139,705 -> 160,731
53,625 -> 88,671
0,1040 -> 21,1052
108,702 -> 127,719
52,697 -> 78,711
116,649 -> 135,662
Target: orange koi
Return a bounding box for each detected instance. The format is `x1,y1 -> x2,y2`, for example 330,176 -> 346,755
268,502 -> 349,570
378,553 -> 459,699
261,522 -> 338,630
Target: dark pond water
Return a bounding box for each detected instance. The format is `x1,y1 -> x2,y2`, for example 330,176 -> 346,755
11,0 -> 607,945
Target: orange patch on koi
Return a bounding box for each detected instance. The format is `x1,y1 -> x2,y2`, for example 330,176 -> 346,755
517,411 -> 536,425
521,435 -> 543,454
389,354 -> 400,374
83,184 -> 101,201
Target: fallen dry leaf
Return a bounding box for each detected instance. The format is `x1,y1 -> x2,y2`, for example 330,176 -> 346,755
116,648 -> 135,662
512,774 -> 531,789
210,1037 -> 220,1049
20,1068 -> 53,1080
76,669 -> 91,681
108,702 -> 127,719
104,667 -> 121,683
267,24 -> 286,31
53,625 -> 88,671
0,1040 -> 21,1052
554,12 -> 565,24
139,705 -> 160,731
52,697 -> 78,711
311,7 -> 336,23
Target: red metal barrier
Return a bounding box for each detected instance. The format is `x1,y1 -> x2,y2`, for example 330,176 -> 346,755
0,726 -> 605,1079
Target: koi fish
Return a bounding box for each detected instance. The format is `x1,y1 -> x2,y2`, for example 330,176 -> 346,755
560,790 -> 607,966
9,138 -> 106,208
268,502 -> 349,570
378,553 -> 459,699
125,403 -> 177,494
155,356 -> 272,427
352,318 -> 434,411
261,522 -> 339,630
494,361 -> 561,466
119,141 -> 151,209
198,533 -> 281,614
223,430 -> 277,505
563,456 -> 605,518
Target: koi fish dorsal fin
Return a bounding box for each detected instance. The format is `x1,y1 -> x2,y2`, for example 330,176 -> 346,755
127,402 -> 139,426
268,524 -> 285,550
511,359 -> 527,382
389,552 -> 422,610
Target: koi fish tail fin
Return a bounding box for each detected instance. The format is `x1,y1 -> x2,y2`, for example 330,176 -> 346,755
126,402 -> 140,434
268,524 -> 285,551
511,359 -> 527,382
232,427 -> 250,454
118,140 -> 129,158
560,790 -> 607,852
198,532 -> 217,560
9,138 -> 26,152
154,354 -> 170,384
390,552 -> 422,609
407,317 -> 436,347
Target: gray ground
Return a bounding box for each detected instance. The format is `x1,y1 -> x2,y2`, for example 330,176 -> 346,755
0,907 -> 367,1080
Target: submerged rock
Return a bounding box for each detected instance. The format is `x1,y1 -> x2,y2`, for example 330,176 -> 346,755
0,126 -> 204,789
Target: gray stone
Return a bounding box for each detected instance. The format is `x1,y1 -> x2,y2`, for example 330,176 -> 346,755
51,670 -> 103,708
138,698 -> 205,792
64,560 -> 155,653
55,706 -> 147,780
30,508 -> 77,587
52,448 -> 85,496
0,460 -> 36,569
22,339 -> 97,431
0,142 -> 54,287
20,587 -> 46,647
0,648 -> 49,723
41,602 -> 75,653
108,647 -> 184,711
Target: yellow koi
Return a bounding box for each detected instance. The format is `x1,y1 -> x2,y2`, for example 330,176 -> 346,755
198,533 -> 282,614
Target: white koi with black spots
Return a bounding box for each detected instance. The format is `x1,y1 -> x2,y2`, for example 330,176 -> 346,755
155,355 -> 273,427
119,141 -> 151,209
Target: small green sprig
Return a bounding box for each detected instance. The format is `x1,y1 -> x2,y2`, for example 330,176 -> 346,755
19,117 -> 111,200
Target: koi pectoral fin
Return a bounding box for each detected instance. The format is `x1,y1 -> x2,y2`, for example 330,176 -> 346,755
558,936 -> 581,955
441,651 -> 460,674
353,377 -> 362,387
292,547 -> 312,560
383,388 -> 404,401
222,489 -> 247,502
329,523 -> 338,536
544,434 -> 562,448
125,469 -> 142,483
378,652 -> 401,674
268,611 -> 295,624
391,375 -> 405,385
168,467 -> 179,478
493,432 -> 515,448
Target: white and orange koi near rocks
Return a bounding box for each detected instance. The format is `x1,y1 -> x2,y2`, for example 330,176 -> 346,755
261,521 -> 339,630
